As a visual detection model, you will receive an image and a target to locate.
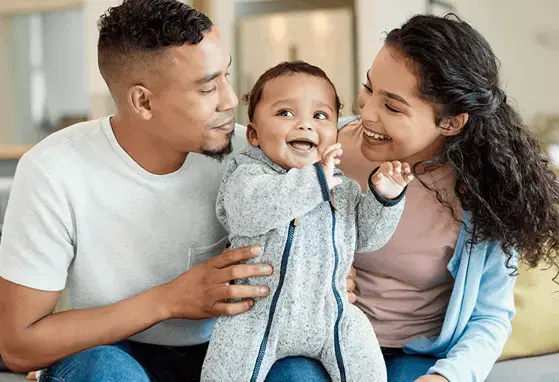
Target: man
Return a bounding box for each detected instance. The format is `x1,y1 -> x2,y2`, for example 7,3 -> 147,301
0,1 -> 273,380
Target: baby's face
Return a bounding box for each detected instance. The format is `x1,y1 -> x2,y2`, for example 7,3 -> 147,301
249,73 -> 338,169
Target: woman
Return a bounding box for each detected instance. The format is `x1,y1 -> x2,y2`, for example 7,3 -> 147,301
268,14 -> 559,382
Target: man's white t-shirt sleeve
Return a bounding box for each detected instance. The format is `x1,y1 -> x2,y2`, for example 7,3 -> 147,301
0,154 -> 74,291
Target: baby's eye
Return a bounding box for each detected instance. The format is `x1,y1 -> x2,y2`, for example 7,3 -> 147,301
278,110 -> 294,117
314,112 -> 328,120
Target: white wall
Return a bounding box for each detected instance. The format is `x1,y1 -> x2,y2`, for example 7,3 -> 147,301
1,8 -> 89,144
85,0 -> 119,119
43,8 -> 89,124
10,14 -> 34,144
355,0 -> 425,90
0,16 -> 14,143
448,0 -> 559,122
237,8 -> 354,124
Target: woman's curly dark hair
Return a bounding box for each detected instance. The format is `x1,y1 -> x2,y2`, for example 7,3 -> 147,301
385,14 -> 559,273
97,0 -> 212,83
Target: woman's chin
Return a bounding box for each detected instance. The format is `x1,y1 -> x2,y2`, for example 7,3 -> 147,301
360,143 -> 391,163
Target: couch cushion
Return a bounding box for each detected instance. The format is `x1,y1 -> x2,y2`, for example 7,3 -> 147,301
488,352 -> 559,381
499,262 -> 559,360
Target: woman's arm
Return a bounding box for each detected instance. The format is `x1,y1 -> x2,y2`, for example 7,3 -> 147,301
427,243 -> 516,382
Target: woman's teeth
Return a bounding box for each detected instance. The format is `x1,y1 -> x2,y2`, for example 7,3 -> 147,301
364,130 -> 392,141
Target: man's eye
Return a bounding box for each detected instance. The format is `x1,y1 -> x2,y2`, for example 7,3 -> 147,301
314,112 -> 327,120
278,110 -> 294,117
200,87 -> 216,95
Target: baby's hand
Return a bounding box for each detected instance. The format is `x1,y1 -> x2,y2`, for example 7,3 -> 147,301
370,161 -> 414,199
321,143 -> 343,190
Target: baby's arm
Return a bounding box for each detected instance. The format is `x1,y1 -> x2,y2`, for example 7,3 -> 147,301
219,150 -> 341,237
354,161 -> 413,252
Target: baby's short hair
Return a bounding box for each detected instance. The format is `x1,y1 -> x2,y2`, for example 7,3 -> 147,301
244,61 -> 342,122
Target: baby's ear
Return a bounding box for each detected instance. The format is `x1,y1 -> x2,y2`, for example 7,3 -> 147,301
246,123 -> 260,147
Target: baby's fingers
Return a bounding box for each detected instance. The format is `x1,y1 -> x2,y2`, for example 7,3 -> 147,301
378,161 -> 394,177
322,143 -> 342,161
371,171 -> 385,186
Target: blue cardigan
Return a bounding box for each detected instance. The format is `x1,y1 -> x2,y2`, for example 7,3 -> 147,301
339,116 -> 517,382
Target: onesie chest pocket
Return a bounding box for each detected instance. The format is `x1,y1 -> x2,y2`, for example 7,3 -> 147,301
188,236 -> 229,269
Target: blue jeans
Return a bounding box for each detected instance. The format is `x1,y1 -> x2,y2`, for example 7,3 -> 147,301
382,347 -> 439,382
39,342 -> 437,381
39,342 -> 329,382
258,348 -> 439,382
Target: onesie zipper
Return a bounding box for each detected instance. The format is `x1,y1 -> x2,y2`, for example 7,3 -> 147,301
251,219 -> 296,382
331,206 -> 347,382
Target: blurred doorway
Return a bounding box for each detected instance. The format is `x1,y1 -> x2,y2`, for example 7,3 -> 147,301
234,0 -> 356,125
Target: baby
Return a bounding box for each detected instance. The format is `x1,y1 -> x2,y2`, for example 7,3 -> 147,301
201,61 -> 413,382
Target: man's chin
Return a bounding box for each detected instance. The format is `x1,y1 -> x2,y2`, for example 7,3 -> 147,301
200,133 -> 234,162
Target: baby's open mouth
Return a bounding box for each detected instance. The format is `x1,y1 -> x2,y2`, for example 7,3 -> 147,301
288,139 -> 317,152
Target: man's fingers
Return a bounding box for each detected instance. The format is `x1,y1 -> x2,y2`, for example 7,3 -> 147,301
215,263 -> 273,284
212,299 -> 255,316
348,292 -> 357,304
209,246 -> 261,269
346,278 -> 356,293
213,284 -> 270,301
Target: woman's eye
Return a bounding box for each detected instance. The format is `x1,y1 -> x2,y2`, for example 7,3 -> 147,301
314,112 -> 328,120
278,110 -> 294,117
385,103 -> 401,113
362,83 -> 373,93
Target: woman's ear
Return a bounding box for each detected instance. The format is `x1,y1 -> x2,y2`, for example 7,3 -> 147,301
439,112 -> 469,137
246,123 -> 260,147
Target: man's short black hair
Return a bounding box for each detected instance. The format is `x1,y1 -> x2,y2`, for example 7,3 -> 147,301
97,0 -> 213,90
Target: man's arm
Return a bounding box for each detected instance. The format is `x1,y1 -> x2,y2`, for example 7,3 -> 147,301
0,246 -> 271,373
0,155 -> 271,373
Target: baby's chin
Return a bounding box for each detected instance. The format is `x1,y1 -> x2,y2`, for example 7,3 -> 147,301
282,156 -> 321,170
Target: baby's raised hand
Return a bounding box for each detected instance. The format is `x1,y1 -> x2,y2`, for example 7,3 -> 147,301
370,161 -> 414,200
321,143 -> 343,190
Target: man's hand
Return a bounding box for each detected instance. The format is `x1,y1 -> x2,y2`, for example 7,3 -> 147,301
321,143 -> 343,190
415,374 -> 449,382
346,265 -> 357,304
162,246 -> 273,319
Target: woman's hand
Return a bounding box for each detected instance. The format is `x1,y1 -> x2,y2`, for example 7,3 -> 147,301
346,265 -> 357,304
415,374 -> 449,382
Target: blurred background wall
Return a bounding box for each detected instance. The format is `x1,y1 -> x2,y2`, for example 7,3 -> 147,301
0,0 -> 557,161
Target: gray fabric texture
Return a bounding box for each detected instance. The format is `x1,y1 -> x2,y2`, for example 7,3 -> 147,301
202,146 -> 405,382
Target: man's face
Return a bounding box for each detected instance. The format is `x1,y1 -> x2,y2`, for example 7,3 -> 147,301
149,27 -> 238,158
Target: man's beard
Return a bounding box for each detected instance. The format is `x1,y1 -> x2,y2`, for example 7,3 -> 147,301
200,130 -> 234,162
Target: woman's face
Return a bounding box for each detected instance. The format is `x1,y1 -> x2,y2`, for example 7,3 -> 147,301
358,45 -> 445,165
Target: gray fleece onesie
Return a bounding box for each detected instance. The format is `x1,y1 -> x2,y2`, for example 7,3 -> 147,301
201,146 -> 405,382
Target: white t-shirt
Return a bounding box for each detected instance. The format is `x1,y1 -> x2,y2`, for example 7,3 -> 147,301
0,116 -> 245,346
